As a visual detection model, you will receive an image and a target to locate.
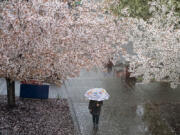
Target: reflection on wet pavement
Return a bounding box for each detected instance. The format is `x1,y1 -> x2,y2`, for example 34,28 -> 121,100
65,68 -> 180,135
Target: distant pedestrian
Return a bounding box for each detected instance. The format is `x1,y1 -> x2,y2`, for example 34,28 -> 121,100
88,100 -> 103,129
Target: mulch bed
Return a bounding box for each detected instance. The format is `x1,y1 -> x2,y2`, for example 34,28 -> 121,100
0,96 -> 75,135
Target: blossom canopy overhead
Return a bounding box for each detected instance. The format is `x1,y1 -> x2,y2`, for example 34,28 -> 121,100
0,0 -> 128,85
0,0 -> 179,88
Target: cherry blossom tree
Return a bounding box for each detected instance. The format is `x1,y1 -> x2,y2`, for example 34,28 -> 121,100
117,0 -> 180,88
0,0 -> 129,106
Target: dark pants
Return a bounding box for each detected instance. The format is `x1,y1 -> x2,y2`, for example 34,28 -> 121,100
92,114 -> 100,125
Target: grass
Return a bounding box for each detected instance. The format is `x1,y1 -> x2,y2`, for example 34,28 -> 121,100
106,0 -> 180,21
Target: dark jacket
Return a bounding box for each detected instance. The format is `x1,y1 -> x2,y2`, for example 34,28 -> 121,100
88,100 -> 103,115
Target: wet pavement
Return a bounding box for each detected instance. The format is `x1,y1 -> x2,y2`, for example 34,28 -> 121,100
64,68 -> 180,135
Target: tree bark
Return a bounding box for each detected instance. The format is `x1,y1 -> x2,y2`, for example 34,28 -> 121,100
106,60 -> 113,72
6,78 -> 15,107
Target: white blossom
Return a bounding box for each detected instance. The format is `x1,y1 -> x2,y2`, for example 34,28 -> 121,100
0,0 -> 179,88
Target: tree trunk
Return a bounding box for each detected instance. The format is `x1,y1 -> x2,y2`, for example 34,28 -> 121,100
106,60 -> 113,72
6,78 -> 15,107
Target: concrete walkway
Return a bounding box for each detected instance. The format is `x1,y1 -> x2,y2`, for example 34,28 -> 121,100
64,69 -> 180,135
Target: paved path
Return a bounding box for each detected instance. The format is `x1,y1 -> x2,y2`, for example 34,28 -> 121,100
64,69 -> 180,135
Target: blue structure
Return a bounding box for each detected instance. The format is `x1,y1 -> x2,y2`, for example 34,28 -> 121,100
20,84 -> 49,99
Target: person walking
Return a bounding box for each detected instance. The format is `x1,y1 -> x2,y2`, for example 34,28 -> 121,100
88,100 -> 103,129
85,88 -> 109,129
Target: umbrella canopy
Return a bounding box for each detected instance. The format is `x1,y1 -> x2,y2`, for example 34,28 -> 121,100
84,88 -> 110,101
